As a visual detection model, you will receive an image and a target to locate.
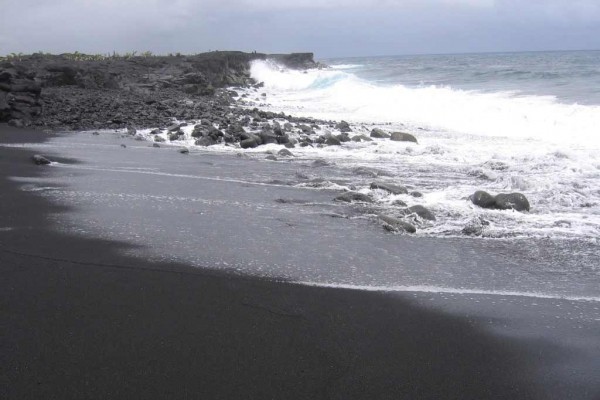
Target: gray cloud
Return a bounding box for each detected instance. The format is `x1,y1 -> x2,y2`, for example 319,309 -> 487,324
1,0 -> 599,57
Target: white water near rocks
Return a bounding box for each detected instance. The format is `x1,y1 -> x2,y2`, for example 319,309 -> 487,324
233,53 -> 600,242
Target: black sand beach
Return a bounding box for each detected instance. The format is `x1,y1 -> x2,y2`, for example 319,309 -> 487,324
2,125 -> 599,399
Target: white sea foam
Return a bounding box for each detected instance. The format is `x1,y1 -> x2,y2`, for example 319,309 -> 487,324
298,281 -> 600,303
242,60 -> 600,241
250,60 -> 600,147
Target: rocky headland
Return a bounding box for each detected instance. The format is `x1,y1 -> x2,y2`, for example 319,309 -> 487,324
0,51 -> 321,130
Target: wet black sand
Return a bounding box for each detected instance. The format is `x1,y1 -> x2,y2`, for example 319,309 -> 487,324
1,125 -> 599,399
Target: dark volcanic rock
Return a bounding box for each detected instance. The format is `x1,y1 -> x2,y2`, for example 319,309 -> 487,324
469,191 -> 496,209
31,154 -> 51,165
0,51 -> 321,130
469,190 -> 530,212
334,192 -> 373,203
370,128 -> 390,139
408,205 -> 436,221
378,214 -> 416,234
195,136 -> 216,146
324,135 -> 342,146
494,193 -> 530,212
370,182 -> 408,195
277,148 -> 294,157
240,137 -> 260,149
390,132 -> 418,143
336,120 -> 352,133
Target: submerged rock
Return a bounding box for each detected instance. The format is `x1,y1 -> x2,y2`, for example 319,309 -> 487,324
391,199 -> 408,207
31,154 -> 51,165
378,214 -> 416,234
370,181 -> 408,195
312,159 -> 331,167
462,217 -> 490,236
277,148 -> 294,157
334,192 -> 373,203
179,148 -> 190,154
265,155 -> 278,161
390,132 -> 418,143
408,205 -> 436,221
351,134 -> 373,142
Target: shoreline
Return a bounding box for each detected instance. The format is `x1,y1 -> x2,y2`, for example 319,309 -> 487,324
2,124 -> 600,399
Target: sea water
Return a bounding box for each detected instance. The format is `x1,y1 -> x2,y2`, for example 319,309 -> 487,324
233,51 -> 600,242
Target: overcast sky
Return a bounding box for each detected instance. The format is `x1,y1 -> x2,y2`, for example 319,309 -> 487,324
1,0 -> 599,58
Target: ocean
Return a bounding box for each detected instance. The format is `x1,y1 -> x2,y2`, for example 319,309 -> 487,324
233,50 -> 600,242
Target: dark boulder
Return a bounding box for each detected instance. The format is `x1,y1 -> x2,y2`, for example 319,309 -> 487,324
470,191 -> 530,212
370,181 -> 408,195
312,159 -> 331,167
336,120 -> 352,133
179,148 -> 189,154
390,132 -> 418,143
408,205 -> 436,221
277,148 -> 294,157
370,128 -> 390,139
378,214 -> 416,234
195,136 -> 216,146
324,135 -> 342,146
494,193 -> 530,212
410,191 -> 423,198
257,131 -> 278,144
337,133 -> 351,142
32,154 -> 51,165
240,137 -> 259,149
334,192 -> 373,203
392,199 -> 407,207
191,127 -> 207,138
469,191 -> 496,209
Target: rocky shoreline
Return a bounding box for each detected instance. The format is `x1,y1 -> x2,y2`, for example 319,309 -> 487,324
0,51 -> 322,130
3,50 -> 531,237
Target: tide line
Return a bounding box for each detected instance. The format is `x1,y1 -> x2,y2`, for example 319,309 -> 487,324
298,281 -> 600,303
